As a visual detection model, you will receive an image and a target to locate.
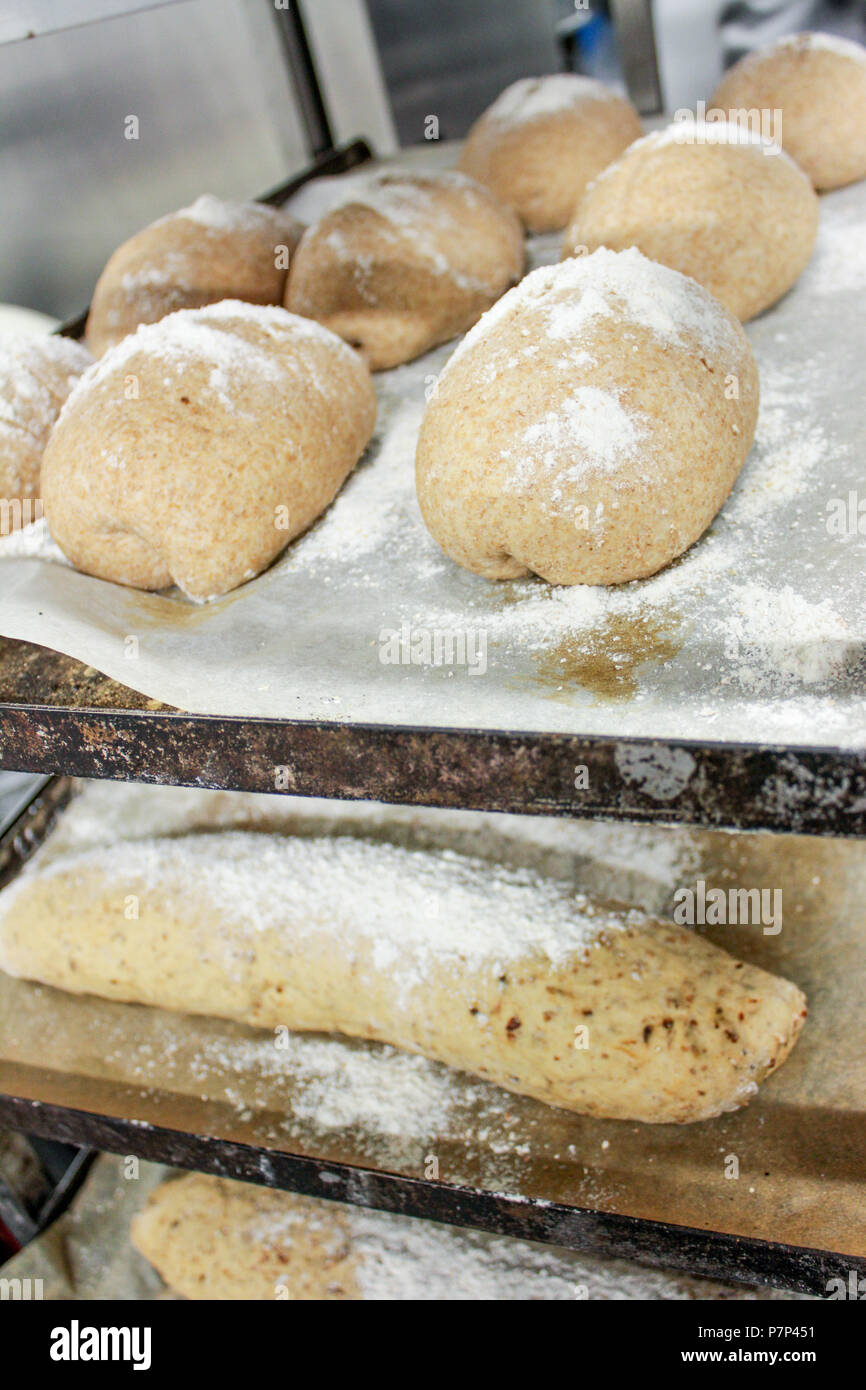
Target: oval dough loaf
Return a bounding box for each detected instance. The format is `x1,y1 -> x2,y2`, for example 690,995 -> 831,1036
710,32 -> 866,190
42,302 -> 376,600
86,195 -> 304,356
0,830 -> 806,1123
416,247 -> 759,586
285,170 -> 525,369
458,74 -> 642,232
0,334 -> 92,519
564,121 -> 818,321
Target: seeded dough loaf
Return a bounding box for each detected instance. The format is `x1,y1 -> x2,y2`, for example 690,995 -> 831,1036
41,302 -> 376,600
132,1172 -> 790,1301
564,122 -> 818,322
0,335 -> 92,514
0,831 -> 806,1123
86,195 -> 304,356
459,74 -> 642,232
710,32 -> 866,190
416,246 -> 759,586
285,170 -> 525,369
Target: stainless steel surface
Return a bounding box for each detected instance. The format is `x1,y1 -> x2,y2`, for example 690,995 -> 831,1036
0,0 -> 183,46
0,0 -> 307,320
610,0 -> 663,112
364,0 -> 561,144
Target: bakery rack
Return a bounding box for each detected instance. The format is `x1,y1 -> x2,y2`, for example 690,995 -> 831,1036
1,70 -> 865,1298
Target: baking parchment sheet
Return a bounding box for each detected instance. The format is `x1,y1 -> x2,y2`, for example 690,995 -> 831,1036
0,780 -> 863,1266
0,147 -> 864,746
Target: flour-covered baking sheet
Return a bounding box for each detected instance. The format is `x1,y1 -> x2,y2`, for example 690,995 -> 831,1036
1,780 -> 864,1273
1,145 -> 864,746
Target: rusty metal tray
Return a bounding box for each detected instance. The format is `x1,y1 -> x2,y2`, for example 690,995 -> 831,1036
1,141 -> 865,833
0,775 -> 864,1297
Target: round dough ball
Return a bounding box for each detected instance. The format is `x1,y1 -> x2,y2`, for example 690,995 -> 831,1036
285,170 -> 525,370
458,74 -> 642,232
415,247 -> 758,587
43,301 -> 376,600
710,32 -> 866,190
0,334 -> 92,520
86,195 -> 304,356
563,121 -> 818,321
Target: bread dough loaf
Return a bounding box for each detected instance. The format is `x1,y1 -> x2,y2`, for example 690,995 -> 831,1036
86,195 -> 304,356
133,1177 -> 359,1300
41,302 -> 376,600
0,334 -> 92,518
0,830 -> 806,1123
564,121 -> 818,322
132,1171 -> 783,1301
459,74 -> 642,232
285,171 -> 525,369
710,32 -> 866,190
416,247 -> 759,586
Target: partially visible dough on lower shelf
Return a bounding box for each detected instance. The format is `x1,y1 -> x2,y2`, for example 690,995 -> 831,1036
0,832 -> 806,1124
130,1172 -> 799,1301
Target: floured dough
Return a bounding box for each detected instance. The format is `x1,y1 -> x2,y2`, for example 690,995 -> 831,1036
459,74 -> 642,232
416,247 -> 759,586
41,302 -> 376,600
285,170 -> 525,369
0,829 -> 806,1122
564,121 -> 818,322
86,195 -> 304,355
0,335 -> 92,517
131,1172 -> 796,1301
710,32 -> 866,190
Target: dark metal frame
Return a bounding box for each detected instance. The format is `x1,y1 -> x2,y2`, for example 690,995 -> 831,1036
0,1137 -> 94,1247
270,0 -> 336,157
0,1090 -> 857,1298
0,705 -> 865,837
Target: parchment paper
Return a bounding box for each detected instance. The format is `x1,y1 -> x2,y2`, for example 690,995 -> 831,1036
0,781 -> 863,1268
0,147 -> 864,746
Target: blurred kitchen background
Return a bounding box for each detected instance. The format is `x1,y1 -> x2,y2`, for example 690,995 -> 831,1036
1,0 -> 865,325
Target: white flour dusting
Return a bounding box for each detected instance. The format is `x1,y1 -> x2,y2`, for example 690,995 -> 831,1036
188,1030 -> 467,1140
798,213 -> 866,296
298,170 -> 513,297
722,582 -> 855,692
175,194 -> 291,233
0,516 -> 68,561
777,31 -> 866,63
481,74 -> 621,127
0,334 -> 92,497
55,300 -> 353,419
5,831 -> 637,990
507,387 -> 645,493
40,780 -> 699,911
444,247 -> 742,387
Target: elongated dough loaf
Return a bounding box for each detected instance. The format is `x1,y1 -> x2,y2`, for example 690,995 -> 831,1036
0,833 -> 806,1123
131,1172 -> 789,1300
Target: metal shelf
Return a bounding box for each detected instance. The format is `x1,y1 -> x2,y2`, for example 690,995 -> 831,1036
1,640 -> 865,835
0,1085 -> 854,1298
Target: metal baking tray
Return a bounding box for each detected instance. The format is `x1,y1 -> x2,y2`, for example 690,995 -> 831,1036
0,775 -> 864,1297
0,140 -> 864,834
